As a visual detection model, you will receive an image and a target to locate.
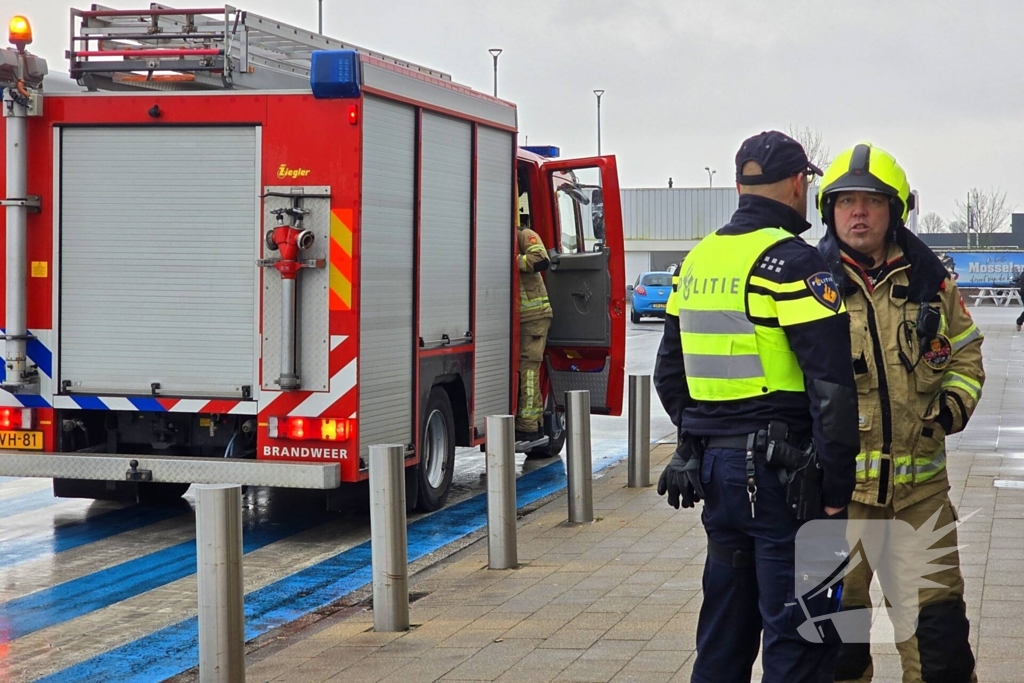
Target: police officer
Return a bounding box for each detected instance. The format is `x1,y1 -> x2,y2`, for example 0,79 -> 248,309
817,144 -> 983,683
655,130 -> 860,683
516,217 -> 553,446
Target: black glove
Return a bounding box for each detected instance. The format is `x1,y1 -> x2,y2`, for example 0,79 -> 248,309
657,437 -> 705,509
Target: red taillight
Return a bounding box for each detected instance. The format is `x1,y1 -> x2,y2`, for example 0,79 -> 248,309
635,285 -> 647,296
0,408 -> 33,430
269,416 -> 354,441
349,105 -> 358,125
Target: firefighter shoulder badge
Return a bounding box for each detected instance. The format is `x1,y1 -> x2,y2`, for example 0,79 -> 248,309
922,334 -> 952,370
806,272 -> 841,312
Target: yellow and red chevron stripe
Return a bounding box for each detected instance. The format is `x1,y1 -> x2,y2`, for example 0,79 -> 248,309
259,335 -> 358,419
330,209 -> 353,311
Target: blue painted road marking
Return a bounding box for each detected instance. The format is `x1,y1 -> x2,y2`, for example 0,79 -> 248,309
0,504 -> 186,570
0,509 -> 324,641
38,454 -> 613,683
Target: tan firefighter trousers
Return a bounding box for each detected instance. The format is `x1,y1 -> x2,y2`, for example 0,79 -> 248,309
834,492 -> 976,683
516,317 -> 551,433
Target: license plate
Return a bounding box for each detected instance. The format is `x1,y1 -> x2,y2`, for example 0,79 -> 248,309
651,303 -> 666,309
0,430 -> 43,450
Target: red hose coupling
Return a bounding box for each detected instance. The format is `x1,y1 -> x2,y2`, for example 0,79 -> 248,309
265,226 -> 315,279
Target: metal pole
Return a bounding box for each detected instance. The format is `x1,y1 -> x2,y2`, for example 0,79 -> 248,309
967,192 -> 972,249
196,484 -> 245,683
4,86 -> 29,390
318,0 -> 323,33
489,49 -> 502,98
486,415 -> 517,569
593,90 -> 605,156
278,278 -> 299,390
628,375 -> 651,488
566,390 -> 593,523
369,444 -> 409,632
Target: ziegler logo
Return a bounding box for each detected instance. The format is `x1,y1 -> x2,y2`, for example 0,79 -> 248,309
277,164 -> 312,179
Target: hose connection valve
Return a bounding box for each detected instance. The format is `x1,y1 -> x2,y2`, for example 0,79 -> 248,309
258,207 -> 325,391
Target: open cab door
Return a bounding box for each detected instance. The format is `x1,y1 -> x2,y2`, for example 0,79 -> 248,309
540,156 -> 625,416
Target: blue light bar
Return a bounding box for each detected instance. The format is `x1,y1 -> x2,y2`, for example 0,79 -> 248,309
310,50 -> 361,99
520,145 -> 560,158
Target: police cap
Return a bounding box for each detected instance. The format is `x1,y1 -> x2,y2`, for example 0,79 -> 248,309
735,130 -> 823,186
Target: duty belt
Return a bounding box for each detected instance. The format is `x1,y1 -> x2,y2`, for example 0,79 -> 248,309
704,433 -> 761,451
704,425 -> 808,454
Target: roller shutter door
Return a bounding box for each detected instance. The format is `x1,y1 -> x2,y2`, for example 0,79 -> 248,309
59,126 -> 259,398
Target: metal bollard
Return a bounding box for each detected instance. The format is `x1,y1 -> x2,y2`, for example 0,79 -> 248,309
628,375 -> 651,488
369,444 -> 410,632
486,415 -> 518,569
196,484 -> 246,683
565,390 -> 594,523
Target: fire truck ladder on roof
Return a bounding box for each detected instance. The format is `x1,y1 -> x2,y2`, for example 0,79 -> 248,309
68,3 -> 452,91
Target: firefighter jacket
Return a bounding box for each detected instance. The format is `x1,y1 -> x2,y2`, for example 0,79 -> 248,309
655,195 -> 860,508
818,227 -> 985,511
518,227 -> 552,322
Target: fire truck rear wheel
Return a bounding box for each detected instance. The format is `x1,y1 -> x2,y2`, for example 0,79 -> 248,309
416,386 -> 456,512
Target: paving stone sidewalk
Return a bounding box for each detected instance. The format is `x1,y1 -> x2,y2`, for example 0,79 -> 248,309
244,308 -> 1024,683
242,441 -> 1024,683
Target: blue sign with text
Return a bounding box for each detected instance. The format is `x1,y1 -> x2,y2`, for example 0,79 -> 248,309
936,251 -> 1024,287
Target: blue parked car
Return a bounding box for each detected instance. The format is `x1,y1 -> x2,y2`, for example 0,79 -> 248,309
628,271 -> 673,323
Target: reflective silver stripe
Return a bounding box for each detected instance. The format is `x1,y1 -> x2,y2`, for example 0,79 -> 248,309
951,326 -> 981,352
683,353 -> 765,379
915,449 -> 947,475
679,309 -> 756,335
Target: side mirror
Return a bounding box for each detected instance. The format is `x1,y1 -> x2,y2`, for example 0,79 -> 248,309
626,284 -> 634,293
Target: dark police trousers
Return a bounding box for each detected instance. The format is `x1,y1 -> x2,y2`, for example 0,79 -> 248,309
691,447 -> 842,683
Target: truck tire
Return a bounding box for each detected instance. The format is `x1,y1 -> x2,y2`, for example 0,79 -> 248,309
416,386 -> 455,512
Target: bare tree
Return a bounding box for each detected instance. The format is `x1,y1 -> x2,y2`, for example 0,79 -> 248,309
786,125 -> 831,171
947,219 -> 967,234
952,187 -> 1014,235
918,212 -> 945,234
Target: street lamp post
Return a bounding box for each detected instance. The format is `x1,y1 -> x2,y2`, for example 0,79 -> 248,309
594,89 -> 605,155
318,0 -> 323,33
489,49 -> 502,97
704,167 -> 716,188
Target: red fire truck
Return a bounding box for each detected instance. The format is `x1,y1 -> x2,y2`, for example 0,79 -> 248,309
0,6 -> 625,511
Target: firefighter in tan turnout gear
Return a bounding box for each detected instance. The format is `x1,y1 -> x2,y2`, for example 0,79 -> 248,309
516,221 -> 553,447
817,143 -> 985,683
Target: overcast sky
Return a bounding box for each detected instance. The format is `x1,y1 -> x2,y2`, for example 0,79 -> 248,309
14,0 -> 1024,224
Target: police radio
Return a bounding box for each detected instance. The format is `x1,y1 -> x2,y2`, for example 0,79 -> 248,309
916,304 -> 942,356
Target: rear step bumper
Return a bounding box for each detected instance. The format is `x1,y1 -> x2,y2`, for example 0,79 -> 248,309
0,452 -> 340,489
514,436 -> 549,453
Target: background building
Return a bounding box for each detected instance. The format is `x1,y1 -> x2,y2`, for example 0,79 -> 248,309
621,186 -> 920,286
621,187 -> 827,285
